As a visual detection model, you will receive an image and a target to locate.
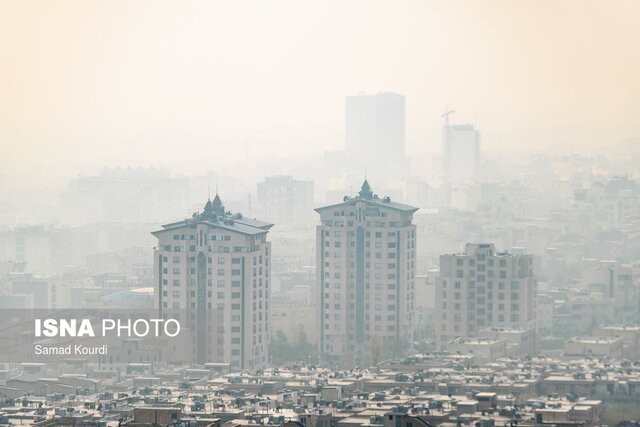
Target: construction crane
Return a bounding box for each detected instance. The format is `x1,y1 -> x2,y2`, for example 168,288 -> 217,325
442,107 -> 455,125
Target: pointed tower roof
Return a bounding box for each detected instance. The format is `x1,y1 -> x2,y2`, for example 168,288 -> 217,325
212,193 -> 225,216
315,177 -> 418,214
202,198 -> 215,218
358,179 -> 374,200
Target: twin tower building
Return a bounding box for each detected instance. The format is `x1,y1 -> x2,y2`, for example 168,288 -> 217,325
152,181 -> 537,369
152,180 -> 419,370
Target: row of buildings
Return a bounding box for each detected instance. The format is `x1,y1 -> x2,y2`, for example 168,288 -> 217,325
2,354 -> 639,426
151,179 -> 538,370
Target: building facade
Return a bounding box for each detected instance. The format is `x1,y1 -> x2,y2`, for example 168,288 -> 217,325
345,93 -> 409,179
436,243 -> 537,350
257,175 -> 314,225
442,122 -> 480,182
152,195 -> 273,369
315,180 -> 418,365
346,93 -> 405,158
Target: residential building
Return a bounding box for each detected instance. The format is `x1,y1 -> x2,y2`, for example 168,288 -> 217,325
315,179 -> 418,365
436,243 -> 537,350
152,194 -> 273,369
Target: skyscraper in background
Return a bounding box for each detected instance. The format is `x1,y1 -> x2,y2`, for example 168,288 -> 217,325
442,115 -> 481,181
257,175 -> 314,225
345,93 -> 409,180
315,179 -> 417,366
152,194 -> 273,369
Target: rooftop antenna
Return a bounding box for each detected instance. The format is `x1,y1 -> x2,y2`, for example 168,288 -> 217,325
442,106 -> 455,126
216,180 -> 219,196
208,181 -> 211,201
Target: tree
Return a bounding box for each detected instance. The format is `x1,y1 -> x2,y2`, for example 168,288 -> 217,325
369,335 -> 381,366
270,330 -> 292,366
295,329 -> 315,359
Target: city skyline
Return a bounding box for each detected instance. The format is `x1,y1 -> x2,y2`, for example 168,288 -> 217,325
1,0 -> 639,183
1,1 -> 640,421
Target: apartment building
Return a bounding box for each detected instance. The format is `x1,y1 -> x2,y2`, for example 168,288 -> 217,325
436,243 -> 537,350
315,179 -> 418,365
152,194 -> 273,369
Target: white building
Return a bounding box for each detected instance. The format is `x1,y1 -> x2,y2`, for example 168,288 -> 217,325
152,194 -> 273,369
436,243 -> 537,350
345,93 -> 409,180
315,180 -> 418,365
563,336 -> 623,358
446,337 -> 507,364
442,122 -> 480,182
581,259 -> 638,323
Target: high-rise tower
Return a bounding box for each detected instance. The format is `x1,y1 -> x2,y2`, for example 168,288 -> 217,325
442,111 -> 481,181
152,194 -> 273,369
345,93 -> 408,179
315,180 -> 418,365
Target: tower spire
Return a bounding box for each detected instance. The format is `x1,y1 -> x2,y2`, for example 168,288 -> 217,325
212,188 -> 225,216
359,177 -> 373,200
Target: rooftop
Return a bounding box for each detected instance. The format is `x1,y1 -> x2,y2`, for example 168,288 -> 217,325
152,194 -> 273,237
315,180 -> 418,214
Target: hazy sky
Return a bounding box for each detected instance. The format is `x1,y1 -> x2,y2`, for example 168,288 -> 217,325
1,0 -> 639,181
